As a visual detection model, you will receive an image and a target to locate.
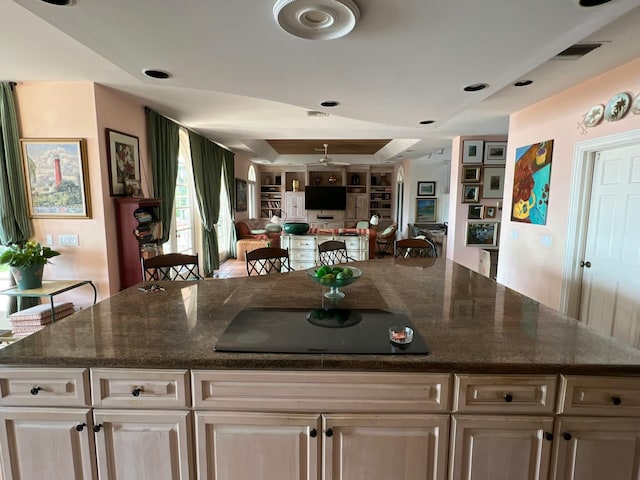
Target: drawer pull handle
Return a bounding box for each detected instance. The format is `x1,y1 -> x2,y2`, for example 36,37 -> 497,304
325,428 -> 334,437
503,393 -> 513,403
611,396 -> 622,405
544,432 -> 553,441
75,423 -> 87,432
30,386 -> 41,395
132,387 -> 142,397
94,424 -> 103,433
309,429 -> 317,438
562,432 -> 572,441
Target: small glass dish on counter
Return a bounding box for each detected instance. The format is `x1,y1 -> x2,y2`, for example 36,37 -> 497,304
389,326 -> 414,345
307,265 -> 363,299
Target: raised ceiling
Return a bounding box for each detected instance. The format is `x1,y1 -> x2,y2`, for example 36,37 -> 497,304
2,0 -> 640,166
266,140 -> 392,155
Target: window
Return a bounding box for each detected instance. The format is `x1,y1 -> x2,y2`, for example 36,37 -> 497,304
247,165 -> 257,219
396,165 -> 405,230
217,167 -> 233,261
165,128 -> 201,255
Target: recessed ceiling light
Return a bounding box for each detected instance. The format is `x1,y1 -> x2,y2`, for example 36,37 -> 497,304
142,69 -> 172,79
40,0 -> 74,5
320,100 -> 340,107
577,0 -> 612,6
514,80 -> 533,87
419,120 -> 435,125
463,83 -> 489,92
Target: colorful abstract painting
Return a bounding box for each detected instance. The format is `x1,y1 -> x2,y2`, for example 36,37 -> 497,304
511,140 -> 554,224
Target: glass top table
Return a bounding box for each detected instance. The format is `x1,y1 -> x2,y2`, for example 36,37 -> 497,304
0,280 -> 97,322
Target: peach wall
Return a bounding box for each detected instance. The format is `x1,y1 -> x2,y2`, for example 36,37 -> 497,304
15,82 -> 108,308
448,135 -> 507,270
94,85 -> 148,293
498,57 -> 640,309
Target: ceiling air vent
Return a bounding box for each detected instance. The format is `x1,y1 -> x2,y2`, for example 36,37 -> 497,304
307,110 -> 330,117
553,42 -> 603,60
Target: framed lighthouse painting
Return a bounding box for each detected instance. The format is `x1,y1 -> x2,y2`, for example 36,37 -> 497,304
20,138 -> 91,218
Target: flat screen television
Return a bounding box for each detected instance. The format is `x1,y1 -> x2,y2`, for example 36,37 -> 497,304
304,186 -> 347,210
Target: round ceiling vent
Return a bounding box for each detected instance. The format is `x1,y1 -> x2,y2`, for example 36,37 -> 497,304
273,0 -> 360,40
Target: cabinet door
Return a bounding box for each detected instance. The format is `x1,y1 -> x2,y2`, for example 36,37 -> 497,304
0,407 -> 96,480
323,414 -> 449,480
450,415 -> 553,480
93,409 -> 192,480
346,193 -> 367,220
551,417 -> 640,480
195,411 -> 320,480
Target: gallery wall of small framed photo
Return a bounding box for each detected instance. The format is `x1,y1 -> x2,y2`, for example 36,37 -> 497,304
462,140 -> 484,164
416,197 -> 437,222
461,166 -> 481,183
484,206 -> 497,218
417,181 -> 436,196
484,141 -> 507,165
467,204 -> 484,220
482,167 -> 505,199
462,185 -> 480,203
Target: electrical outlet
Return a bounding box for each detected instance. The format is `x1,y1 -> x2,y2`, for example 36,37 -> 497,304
541,235 -> 553,247
59,234 -> 79,246
510,229 -> 519,240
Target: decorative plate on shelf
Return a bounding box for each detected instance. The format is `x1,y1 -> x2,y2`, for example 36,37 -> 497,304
583,104 -> 604,128
631,93 -> 640,115
604,92 -> 631,122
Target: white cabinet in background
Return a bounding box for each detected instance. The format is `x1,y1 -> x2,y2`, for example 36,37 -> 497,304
284,191 -> 305,221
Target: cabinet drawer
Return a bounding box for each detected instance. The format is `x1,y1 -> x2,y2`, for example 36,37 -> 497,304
558,375 -> 640,416
291,261 -> 315,271
454,374 -> 557,414
289,237 -> 317,249
192,370 -> 451,413
91,368 -> 190,408
0,367 -> 89,407
290,249 -> 316,261
343,238 -> 364,250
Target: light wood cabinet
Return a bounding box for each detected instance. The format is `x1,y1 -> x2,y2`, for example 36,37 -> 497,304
93,409 -> 193,480
346,193 -> 368,223
0,407 -> 96,480
450,414 -> 553,480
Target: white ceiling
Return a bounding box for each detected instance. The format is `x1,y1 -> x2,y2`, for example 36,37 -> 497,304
2,0 -> 640,166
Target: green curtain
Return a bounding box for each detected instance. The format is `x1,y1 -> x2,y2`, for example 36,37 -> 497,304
223,155 -> 237,258
0,82 -> 37,313
188,131 -> 229,275
146,108 -> 179,244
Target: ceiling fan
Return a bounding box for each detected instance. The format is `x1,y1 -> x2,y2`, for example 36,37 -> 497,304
306,143 -> 349,166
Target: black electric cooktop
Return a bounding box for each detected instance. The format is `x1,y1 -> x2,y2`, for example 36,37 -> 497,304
214,308 -> 428,355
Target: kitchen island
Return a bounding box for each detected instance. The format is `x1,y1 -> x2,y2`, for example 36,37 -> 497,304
0,258 -> 639,480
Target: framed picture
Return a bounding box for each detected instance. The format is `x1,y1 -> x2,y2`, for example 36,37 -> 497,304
20,138 -> 91,218
465,221 -> 499,247
484,141 -> 507,165
235,178 -> 247,212
417,181 -> 436,196
462,166 -> 481,183
467,204 -> 484,220
485,206 -> 496,218
106,129 -> 141,196
462,185 -> 480,203
482,167 -> 505,199
415,197 -> 437,223
462,140 -> 484,164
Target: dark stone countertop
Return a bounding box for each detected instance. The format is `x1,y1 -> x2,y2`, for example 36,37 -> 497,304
1,258 -> 640,375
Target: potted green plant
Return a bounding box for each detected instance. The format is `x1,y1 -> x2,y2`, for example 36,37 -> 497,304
0,241 -> 60,290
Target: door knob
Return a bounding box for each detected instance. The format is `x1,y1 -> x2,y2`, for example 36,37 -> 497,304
580,261 -> 591,268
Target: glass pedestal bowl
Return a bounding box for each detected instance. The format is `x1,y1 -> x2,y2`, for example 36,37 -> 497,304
306,265 -> 363,299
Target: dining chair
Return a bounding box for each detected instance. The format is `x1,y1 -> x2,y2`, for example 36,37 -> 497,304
245,247 -> 293,276
141,253 -> 202,281
394,238 -> 437,258
375,223 -> 397,257
318,240 -> 355,266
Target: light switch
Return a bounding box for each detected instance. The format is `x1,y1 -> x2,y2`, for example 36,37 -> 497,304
510,229 -> 519,240
541,235 -> 553,247
45,234 -> 53,246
